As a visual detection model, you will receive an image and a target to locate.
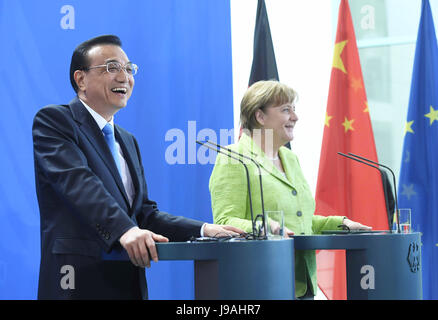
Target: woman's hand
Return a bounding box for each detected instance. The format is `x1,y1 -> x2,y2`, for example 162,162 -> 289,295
268,220 -> 294,237
342,218 -> 372,230
203,224 -> 244,238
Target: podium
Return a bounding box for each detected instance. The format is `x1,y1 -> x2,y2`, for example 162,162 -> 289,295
294,232 -> 422,300
103,238 -> 295,299
156,239 -> 295,300
103,233 -> 422,300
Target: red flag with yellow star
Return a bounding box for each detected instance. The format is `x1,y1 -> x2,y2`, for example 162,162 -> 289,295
315,0 -> 388,300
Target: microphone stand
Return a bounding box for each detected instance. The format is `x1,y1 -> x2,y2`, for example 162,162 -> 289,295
203,140 -> 267,238
347,153 -> 400,233
196,140 -> 267,239
337,152 -> 400,233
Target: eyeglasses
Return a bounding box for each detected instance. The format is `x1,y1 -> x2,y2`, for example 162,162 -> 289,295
85,61 -> 138,76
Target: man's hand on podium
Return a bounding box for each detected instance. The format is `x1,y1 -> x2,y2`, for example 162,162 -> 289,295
119,225 -> 244,268
119,226 -> 169,268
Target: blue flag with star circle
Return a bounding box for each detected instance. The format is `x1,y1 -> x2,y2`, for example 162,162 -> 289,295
398,0 -> 438,300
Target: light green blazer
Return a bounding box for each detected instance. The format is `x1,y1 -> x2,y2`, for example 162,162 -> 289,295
209,133 -> 344,298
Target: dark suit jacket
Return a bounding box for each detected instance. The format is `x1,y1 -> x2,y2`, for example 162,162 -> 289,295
32,97 -> 203,299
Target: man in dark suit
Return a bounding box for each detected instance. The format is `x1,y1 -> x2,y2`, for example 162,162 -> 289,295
32,35 -> 242,299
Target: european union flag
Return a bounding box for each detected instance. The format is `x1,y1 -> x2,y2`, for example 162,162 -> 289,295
398,0 -> 438,300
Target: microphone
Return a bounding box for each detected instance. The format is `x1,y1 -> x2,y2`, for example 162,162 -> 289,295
196,140 -> 267,239
202,140 -> 266,218
337,152 -> 400,233
347,153 -> 399,230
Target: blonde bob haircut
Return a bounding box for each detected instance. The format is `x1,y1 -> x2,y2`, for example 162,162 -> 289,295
240,80 -> 297,131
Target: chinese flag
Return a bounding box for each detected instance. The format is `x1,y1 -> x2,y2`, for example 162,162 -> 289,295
315,0 -> 389,300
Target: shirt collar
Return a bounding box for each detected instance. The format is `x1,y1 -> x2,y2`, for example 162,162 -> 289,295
79,98 -> 114,130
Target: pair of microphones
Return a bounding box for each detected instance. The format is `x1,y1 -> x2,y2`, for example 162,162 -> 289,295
337,152 -> 400,233
197,140 -> 399,238
196,140 -> 267,240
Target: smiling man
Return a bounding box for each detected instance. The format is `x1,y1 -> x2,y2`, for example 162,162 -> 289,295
32,35 -> 241,300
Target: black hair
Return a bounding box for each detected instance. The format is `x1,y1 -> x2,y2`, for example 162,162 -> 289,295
69,35 -> 122,93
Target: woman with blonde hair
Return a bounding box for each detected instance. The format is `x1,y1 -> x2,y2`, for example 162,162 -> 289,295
209,80 -> 370,299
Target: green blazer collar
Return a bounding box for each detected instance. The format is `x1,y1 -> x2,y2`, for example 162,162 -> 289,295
237,133 -> 295,189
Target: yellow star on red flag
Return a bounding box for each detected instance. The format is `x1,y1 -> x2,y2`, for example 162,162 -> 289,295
325,113 -> 333,127
363,101 -> 369,113
342,117 -> 355,132
332,40 -> 348,74
350,77 -> 363,93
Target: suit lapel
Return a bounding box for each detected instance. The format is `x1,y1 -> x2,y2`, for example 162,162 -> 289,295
239,134 -> 294,189
69,97 -> 130,207
257,153 -> 294,189
278,147 -> 296,187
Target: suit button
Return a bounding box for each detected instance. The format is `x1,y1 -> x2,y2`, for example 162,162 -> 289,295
296,211 -> 302,217
292,189 -> 297,196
